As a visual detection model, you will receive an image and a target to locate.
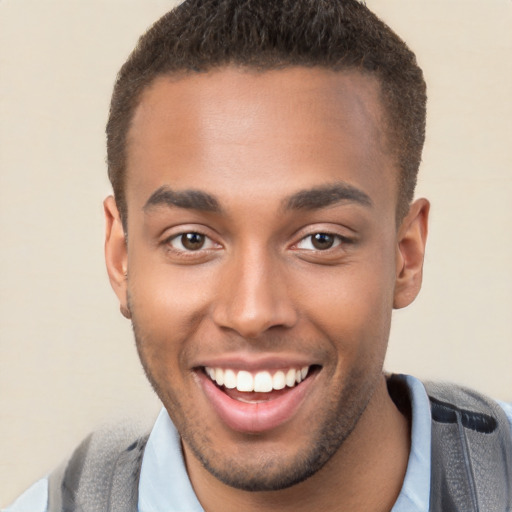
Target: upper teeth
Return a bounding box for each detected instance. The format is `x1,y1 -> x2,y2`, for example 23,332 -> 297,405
205,366 -> 310,393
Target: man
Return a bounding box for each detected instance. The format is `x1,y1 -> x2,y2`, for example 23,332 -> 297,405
6,0 -> 512,511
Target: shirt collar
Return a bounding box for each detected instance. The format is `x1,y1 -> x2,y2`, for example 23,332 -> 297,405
391,374 -> 431,512
138,409 -> 204,512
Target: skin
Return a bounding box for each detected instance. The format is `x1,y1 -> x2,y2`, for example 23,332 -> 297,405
105,67 -> 429,512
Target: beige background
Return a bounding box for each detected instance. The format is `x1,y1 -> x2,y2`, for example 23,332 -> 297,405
1,0 -> 511,506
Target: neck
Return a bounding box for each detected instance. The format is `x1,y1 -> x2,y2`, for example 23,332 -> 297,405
186,375 -> 410,512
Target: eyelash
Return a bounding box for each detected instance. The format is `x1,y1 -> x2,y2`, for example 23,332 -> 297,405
294,232 -> 352,252
163,230 -> 351,257
164,231 -> 219,254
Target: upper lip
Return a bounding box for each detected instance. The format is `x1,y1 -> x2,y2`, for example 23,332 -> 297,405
192,354 -> 320,372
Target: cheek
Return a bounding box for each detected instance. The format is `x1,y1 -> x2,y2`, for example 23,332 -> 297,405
294,254 -> 396,355
127,261 -> 217,370
129,252 -> 215,323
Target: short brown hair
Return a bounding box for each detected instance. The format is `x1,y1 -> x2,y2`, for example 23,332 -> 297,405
107,0 -> 426,225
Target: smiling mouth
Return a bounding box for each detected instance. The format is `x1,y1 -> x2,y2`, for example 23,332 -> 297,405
197,364 -> 321,432
203,365 -> 319,400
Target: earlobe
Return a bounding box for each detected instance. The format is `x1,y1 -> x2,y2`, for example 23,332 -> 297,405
104,196 -> 131,319
393,198 -> 430,309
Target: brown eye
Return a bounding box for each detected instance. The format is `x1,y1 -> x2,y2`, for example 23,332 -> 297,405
166,231 -> 220,256
311,233 -> 335,250
181,233 -> 205,250
296,232 -> 344,252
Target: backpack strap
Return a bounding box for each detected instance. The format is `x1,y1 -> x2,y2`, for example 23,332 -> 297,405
47,423 -> 150,512
424,381 -> 512,512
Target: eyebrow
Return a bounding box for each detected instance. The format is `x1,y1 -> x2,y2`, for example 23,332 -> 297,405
284,183 -> 373,211
144,186 -> 222,213
143,182 -> 371,215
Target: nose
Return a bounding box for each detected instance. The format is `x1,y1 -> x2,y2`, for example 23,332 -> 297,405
212,246 -> 298,338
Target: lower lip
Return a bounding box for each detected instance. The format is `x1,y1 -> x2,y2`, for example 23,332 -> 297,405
197,370 -> 316,434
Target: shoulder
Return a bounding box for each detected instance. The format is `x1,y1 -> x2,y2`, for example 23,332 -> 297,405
423,381 -> 512,511
424,380 -> 512,428
3,477 -> 48,512
4,417 -> 154,512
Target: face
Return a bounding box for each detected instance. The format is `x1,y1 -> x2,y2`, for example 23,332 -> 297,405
105,67 -> 427,491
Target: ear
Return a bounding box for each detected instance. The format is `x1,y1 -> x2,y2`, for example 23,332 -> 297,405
393,198 -> 430,309
104,196 -> 131,319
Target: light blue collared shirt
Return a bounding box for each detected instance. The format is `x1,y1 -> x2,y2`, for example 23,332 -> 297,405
5,375 -> 512,512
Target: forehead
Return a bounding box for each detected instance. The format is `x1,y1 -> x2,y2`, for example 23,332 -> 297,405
125,66 -> 396,215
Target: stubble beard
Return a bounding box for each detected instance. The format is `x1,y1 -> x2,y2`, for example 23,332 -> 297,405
130,311 -> 383,492
185,374 -> 377,492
